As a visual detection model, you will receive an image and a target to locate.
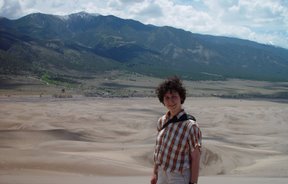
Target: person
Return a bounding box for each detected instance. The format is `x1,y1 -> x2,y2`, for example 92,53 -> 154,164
151,76 -> 202,184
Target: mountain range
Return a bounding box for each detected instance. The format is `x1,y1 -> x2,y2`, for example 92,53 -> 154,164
1,11 -> 288,81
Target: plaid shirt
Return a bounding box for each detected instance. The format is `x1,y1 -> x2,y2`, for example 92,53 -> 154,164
153,110 -> 202,173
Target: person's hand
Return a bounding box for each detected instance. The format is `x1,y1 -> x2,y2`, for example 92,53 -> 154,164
150,173 -> 157,184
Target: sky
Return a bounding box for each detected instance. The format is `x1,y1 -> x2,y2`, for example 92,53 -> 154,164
0,0 -> 287,49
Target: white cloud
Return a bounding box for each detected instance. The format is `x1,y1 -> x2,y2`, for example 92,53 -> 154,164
0,0 -> 287,49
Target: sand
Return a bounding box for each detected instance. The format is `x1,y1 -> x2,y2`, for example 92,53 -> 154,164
0,96 -> 288,183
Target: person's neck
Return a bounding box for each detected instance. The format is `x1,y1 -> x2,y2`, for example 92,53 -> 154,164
169,109 -> 182,118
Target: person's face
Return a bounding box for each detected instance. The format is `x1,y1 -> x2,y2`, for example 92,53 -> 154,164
163,90 -> 182,116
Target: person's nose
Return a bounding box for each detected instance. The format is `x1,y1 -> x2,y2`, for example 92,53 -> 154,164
167,97 -> 175,104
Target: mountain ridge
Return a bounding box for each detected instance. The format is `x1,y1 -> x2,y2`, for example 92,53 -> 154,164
1,12 -> 288,82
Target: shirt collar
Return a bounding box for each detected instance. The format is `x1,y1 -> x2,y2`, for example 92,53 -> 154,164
165,109 -> 185,121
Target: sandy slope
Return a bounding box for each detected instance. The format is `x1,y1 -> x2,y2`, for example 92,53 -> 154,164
0,96 -> 288,183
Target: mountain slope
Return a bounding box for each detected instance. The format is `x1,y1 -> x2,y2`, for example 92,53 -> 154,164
1,12 -> 288,81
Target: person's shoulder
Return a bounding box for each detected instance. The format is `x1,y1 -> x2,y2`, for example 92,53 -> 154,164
186,114 -> 196,122
158,114 -> 166,122
157,114 -> 166,131
184,114 -> 200,128
183,113 -> 196,123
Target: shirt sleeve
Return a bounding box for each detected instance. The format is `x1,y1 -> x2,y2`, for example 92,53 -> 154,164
188,123 -> 202,150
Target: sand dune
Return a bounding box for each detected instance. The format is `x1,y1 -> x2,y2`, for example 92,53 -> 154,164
0,96 -> 288,183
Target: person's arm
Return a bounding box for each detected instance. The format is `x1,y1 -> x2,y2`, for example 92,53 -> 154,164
190,147 -> 201,184
150,164 -> 158,184
151,117 -> 162,184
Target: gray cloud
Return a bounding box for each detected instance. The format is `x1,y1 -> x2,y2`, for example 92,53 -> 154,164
136,3 -> 163,18
119,0 -> 145,3
0,0 -> 22,19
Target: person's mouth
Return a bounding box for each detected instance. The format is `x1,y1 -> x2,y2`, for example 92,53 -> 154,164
169,104 -> 176,109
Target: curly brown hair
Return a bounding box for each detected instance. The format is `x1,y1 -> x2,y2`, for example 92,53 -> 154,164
156,76 -> 186,104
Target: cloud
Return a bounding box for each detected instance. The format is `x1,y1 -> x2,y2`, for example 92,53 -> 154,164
0,0 -> 22,19
119,0 -> 145,3
213,0 -> 288,48
136,2 -> 163,18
